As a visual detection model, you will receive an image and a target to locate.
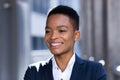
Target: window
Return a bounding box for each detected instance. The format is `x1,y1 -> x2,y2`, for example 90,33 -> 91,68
32,37 -> 47,50
32,0 -> 50,14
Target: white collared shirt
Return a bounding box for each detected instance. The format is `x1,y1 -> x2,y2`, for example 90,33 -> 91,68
52,54 -> 75,80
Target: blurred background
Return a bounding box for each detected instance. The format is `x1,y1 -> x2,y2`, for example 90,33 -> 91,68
0,0 -> 120,80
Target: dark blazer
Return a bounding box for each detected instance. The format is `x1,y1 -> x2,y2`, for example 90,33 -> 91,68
24,55 -> 107,80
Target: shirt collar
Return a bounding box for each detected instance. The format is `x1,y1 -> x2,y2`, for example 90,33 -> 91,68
52,53 -> 75,70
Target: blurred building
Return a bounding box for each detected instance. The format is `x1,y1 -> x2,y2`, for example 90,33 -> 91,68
80,0 -> 120,80
0,0 -> 120,80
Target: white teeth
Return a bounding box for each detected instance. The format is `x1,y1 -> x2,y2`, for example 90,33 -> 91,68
51,43 -> 62,46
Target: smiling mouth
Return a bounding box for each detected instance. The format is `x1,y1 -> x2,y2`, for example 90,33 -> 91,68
50,42 -> 63,48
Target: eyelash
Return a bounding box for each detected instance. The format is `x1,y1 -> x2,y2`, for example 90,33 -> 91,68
45,30 -> 51,33
45,30 -> 67,34
59,30 -> 67,33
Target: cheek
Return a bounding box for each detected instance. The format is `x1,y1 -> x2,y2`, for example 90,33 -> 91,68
64,34 -> 75,42
44,35 -> 48,42
44,37 -> 50,47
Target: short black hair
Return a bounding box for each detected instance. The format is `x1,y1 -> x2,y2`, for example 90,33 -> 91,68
47,5 -> 79,30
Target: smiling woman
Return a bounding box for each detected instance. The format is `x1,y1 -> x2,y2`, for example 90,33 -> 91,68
24,5 -> 107,80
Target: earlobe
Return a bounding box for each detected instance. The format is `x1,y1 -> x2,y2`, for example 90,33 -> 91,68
75,31 -> 80,41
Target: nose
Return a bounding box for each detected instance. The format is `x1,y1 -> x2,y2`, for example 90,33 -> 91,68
51,31 -> 58,40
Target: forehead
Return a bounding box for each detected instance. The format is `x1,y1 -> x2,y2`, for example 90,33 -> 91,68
46,14 -> 74,29
47,14 -> 70,22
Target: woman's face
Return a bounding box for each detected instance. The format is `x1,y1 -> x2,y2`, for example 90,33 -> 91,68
44,14 -> 80,56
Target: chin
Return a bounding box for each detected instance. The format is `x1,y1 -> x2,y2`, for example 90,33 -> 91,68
51,51 -> 62,56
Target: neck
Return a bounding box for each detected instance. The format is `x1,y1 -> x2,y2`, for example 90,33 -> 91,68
54,52 -> 74,72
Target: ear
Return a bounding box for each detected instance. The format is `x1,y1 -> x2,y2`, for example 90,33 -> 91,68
74,30 -> 80,41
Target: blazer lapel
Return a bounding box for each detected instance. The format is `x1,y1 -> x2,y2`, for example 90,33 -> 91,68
44,59 -> 54,80
70,55 -> 84,80
38,59 -> 53,80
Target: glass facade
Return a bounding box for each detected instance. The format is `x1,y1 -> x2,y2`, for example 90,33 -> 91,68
32,37 -> 47,50
32,0 -> 50,14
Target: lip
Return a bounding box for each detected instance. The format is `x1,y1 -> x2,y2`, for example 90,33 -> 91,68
49,42 -> 63,48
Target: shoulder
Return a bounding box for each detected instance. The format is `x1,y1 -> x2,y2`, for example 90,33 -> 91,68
75,55 -> 103,68
76,56 -> 107,79
28,59 -> 51,72
76,55 -> 104,70
24,59 -> 52,80
83,59 -> 102,67
82,59 -> 104,72
84,60 -> 107,79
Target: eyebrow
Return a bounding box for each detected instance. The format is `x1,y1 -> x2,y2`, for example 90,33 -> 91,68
57,25 -> 68,29
45,26 -> 49,29
45,25 -> 68,29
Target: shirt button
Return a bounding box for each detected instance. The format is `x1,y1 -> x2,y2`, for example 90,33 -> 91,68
61,78 -> 63,80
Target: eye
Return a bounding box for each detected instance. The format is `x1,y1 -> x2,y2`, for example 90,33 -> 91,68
59,30 -> 67,33
45,29 -> 51,34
